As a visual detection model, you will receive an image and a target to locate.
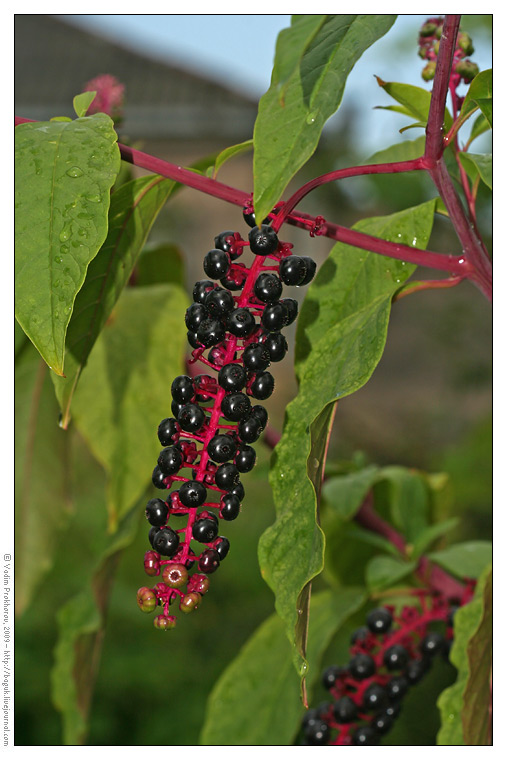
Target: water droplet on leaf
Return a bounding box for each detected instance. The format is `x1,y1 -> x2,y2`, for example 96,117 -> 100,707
66,166 -> 84,178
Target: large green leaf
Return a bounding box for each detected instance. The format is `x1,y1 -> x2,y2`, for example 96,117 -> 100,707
322,465 -> 380,521
259,200 -> 436,678
200,588 -> 365,745
366,136 -> 426,165
429,541 -> 492,579
374,78 -> 453,132
458,152 -> 492,190
70,284 -> 188,530
437,565 -> 491,745
456,69 -> 492,130
15,115 -> 120,375
51,505 -> 140,745
51,174 -> 181,427
253,14 -> 396,222
15,343 -> 72,615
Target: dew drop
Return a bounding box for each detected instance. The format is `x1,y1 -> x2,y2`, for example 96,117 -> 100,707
305,111 -> 318,125
54,256 -> 63,264
66,166 -> 84,178
60,245 -> 69,254
458,257 -> 465,264
78,227 -> 88,237
58,413 -> 65,428
411,237 -> 418,246
85,193 -> 101,203
59,225 -> 72,242
54,310 -> 59,318
53,279 -> 60,287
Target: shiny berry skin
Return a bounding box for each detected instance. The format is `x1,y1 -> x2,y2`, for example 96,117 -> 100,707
198,548 -> 220,574
242,206 -> 271,228
185,302 -> 209,332
350,625 -> 369,644
157,417 -> 181,447
161,563 -> 188,589
144,550 -> 160,577
373,712 -> 394,735
214,230 -> 242,260
152,465 -> 168,489
321,665 -> 344,690
279,255 -> 307,286
352,725 -> 379,746
362,683 -> 389,711
171,375 -> 194,404
242,342 -> 270,372
207,434 -> 237,463
226,307 -> 256,338
137,587 -> 157,613
220,493 -> 241,521
196,318 -> 226,347
229,481 -> 245,501
305,719 -> 329,746
179,480 -> 207,508
405,657 -> 430,684
280,297 -> 298,325
249,371 -> 274,400
148,526 -> 160,548
220,267 -> 248,291
254,273 -> 283,303
238,415 -> 263,444
215,463 -> 240,490
188,573 -> 210,594
221,392 -> 251,421
192,517 -> 219,543
383,644 -> 410,671
248,224 -> 279,256
153,614 -> 176,630
349,653 -> 376,680
386,675 -> 409,701
145,498 -> 169,527
251,404 -> 268,428
420,631 -> 445,656
299,256 -> 317,285
366,607 -> 393,634
261,331 -> 288,362
193,279 -> 216,304
180,591 -> 202,614
205,287 -> 235,317
171,400 -> 185,419
157,446 -> 183,476
261,301 -> 289,332
234,444 -> 256,473
218,363 -> 247,392
203,248 -> 231,279
187,330 -> 201,349
177,403 -> 206,433
333,696 -> 357,723
215,536 -> 230,560
152,527 -> 180,557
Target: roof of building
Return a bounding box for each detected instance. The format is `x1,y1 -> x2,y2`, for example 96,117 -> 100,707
15,15 -> 258,139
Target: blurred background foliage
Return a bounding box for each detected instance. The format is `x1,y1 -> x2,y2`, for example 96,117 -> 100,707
15,14 -> 491,746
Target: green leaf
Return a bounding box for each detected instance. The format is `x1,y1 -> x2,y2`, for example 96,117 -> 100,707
200,588 -> 365,745
462,567 -> 492,745
410,518 -> 460,560
51,174 -> 180,427
73,91 -> 97,118
322,465 -> 380,520
51,505 -> 140,745
468,112 -> 491,145
452,69 -> 492,136
135,243 -> 185,287
259,200 -> 436,678
429,541 -> 492,579
437,565 -> 491,745
374,77 -> 453,131
15,115 -> 121,375
459,152 -> 492,189
253,15 -> 396,222
205,139 -> 253,178
376,466 -> 429,544
343,526 -> 401,557
15,344 -> 72,616
399,120 -> 428,133
70,284 -> 188,530
366,136 -> 426,165
365,555 -> 416,591
474,98 -> 492,128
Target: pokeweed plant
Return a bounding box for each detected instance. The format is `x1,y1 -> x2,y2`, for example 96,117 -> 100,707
14,14 -> 491,746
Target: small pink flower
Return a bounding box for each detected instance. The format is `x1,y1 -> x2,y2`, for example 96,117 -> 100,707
83,74 -> 125,121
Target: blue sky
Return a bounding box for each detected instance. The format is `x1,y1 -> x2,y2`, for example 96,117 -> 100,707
57,14 -> 492,155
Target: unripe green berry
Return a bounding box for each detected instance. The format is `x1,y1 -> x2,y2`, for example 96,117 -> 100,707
188,573 -> 210,594
435,24 -> 443,39
153,614 -> 176,630
422,61 -> 437,81
179,591 -> 202,614
420,22 -> 437,37
458,32 -> 474,56
434,41 -> 440,55
456,59 -> 479,82
136,586 -> 157,613
161,563 -> 188,589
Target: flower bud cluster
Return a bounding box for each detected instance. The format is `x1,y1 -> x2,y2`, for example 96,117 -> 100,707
417,18 -> 479,85
301,585 -> 474,746
136,206 -> 317,629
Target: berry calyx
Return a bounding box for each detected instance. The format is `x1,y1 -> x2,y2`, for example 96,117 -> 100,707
161,563 -> 188,588
248,224 -> 279,255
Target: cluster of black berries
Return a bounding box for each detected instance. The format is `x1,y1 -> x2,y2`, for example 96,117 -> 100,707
418,18 -> 479,83
136,206 -> 316,629
301,593 -> 463,746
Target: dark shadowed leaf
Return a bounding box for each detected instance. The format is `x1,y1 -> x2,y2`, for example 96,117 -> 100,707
135,243 -> 185,287
15,115 -> 120,374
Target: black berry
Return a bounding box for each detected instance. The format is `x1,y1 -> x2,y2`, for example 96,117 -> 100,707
179,480 -> 207,508
254,273 -> 283,303
249,371 -> 274,400
218,363 -> 246,392
215,463 -> 240,490
145,498 -> 169,527
203,248 -> 231,279
193,279 -> 216,304
280,297 -> 298,325
226,308 -> 256,338
215,536 -> 230,560
322,665 -> 344,690
152,527 -> 180,557
204,288 -> 235,318
238,415 -> 263,444
420,631 -> 445,656
242,342 -> 270,372
152,465 -> 167,490
185,302 -> 209,332
248,224 -> 279,256
234,444 -> 256,473
192,517 -> 219,543
366,607 -> 393,634
178,403 -> 206,433
352,725 -> 379,746
279,255 -> 308,286
207,434 -> 237,463
362,683 -> 389,712
196,318 -> 226,348
157,446 -> 184,476
383,644 -> 409,671
261,301 -> 289,332
349,653 -> 376,680
299,256 -> 317,285
157,418 -> 180,447
333,696 -> 357,723
261,331 -> 288,362
220,493 -> 241,521
386,675 -> 409,701
198,548 -> 220,574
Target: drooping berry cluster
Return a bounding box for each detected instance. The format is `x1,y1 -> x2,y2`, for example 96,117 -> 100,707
301,586 -> 474,746
418,17 -> 479,84
136,206 -> 316,629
